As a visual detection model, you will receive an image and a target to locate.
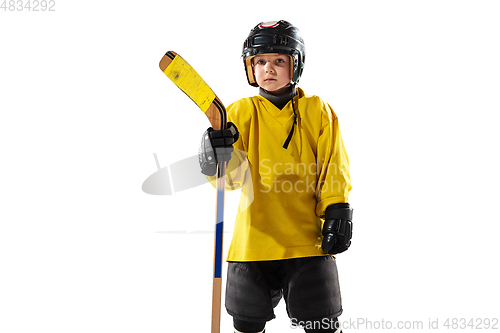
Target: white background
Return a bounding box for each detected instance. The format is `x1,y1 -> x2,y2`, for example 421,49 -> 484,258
1,0 -> 499,332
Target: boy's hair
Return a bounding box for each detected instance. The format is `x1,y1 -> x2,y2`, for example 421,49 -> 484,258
242,20 -> 306,87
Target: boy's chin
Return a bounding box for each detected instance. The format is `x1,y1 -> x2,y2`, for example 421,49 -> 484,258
262,83 -> 292,95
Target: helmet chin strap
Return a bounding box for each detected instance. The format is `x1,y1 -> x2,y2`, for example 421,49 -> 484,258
282,83 -> 297,149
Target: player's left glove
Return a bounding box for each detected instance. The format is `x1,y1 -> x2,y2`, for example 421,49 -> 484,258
322,203 -> 353,254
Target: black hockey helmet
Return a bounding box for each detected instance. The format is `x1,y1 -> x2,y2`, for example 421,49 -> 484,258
242,20 -> 306,87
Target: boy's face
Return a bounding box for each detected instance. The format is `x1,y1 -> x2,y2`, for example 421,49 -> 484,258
252,53 -> 291,94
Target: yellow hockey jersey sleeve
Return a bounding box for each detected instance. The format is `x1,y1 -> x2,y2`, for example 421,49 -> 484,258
225,88 -> 351,262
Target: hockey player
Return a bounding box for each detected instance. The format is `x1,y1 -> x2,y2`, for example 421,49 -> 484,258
199,20 -> 353,333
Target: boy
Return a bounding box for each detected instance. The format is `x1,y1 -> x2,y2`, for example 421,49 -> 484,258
199,20 -> 353,333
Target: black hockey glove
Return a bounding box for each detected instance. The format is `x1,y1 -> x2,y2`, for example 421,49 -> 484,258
199,122 -> 239,176
322,203 -> 353,255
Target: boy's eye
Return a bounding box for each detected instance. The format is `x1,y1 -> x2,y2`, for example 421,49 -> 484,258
254,57 -> 287,65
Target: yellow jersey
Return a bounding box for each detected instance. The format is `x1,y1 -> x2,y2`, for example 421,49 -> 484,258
219,87 -> 351,262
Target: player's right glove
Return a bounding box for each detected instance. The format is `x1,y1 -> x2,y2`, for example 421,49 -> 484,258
199,122 -> 239,176
322,203 -> 354,254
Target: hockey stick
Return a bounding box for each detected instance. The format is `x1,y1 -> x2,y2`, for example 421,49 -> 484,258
159,51 -> 226,333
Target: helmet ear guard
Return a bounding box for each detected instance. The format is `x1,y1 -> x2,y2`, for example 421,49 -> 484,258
244,55 -> 257,86
242,20 -> 305,87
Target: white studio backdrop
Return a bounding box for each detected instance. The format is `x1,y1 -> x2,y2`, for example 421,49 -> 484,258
1,0 -> 499,332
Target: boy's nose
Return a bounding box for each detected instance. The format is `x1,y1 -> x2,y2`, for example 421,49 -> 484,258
265,63 -> 275,73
